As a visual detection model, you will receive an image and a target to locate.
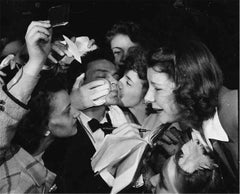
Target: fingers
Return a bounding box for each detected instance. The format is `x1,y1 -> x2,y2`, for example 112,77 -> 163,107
26,20 -> 51,35
160,127 -> 182,144
155,141 -> 179,156
93,96 -> 106,106
26,21 -> 51,44
0,54 -> 15,69
10,60 -> 16,70
72,73 -> 85,89
0,76 -> 5,85
70,36 -> 76,43
86,79 -> 108,89
47,53 -> 58,64
0,71 -> 6,76
52,43 -> 66,57
90,88 -> 109,100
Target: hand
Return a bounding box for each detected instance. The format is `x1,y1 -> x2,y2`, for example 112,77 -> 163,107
48,37 -> 75,64
0,54 -> 16,85
0,71 -> 6,85
112,123 -> 141,138
153,126 -> 189,156
25,20 -> 52,65
71,74 -> 110,110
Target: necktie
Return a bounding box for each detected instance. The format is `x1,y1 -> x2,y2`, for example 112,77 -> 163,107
88,116 -> 113,135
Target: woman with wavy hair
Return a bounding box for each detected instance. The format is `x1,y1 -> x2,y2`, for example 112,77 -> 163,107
144,39 -> 238,193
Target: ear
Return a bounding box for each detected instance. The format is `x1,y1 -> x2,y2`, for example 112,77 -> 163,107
44,130 -> 51,137
150,173 -> 160,187
47,120 -> 55,133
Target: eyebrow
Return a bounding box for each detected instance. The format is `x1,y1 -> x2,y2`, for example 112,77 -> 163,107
112,47 -> 123,51
95,69 -> 110,73
126,75 -> 133,83
150,81 -> 163,87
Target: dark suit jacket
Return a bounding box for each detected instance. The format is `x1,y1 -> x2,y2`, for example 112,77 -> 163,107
62,120 -> 111,193
213,87 -> 239,193
43,120 -> 110,193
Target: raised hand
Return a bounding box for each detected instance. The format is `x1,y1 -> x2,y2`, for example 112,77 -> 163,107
25,20 -> 52,66
153,126 -> 189,156
112,123 -> 141,138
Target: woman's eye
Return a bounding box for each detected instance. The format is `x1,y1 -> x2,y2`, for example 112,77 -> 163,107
126,81 -> 131,86
113,51 -> 121,56
155,88 -> 162,91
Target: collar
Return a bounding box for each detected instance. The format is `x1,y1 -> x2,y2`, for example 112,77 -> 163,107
203,110 -> 229,142
13,148 -> 56,187
78,111 -> 108,143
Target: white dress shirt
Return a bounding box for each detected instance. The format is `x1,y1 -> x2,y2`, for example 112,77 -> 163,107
191,110 -> 229,150
76,105 -> 128,187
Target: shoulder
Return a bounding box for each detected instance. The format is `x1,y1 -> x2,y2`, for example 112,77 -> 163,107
218,87 -> 238,137
0,152 -> 37,193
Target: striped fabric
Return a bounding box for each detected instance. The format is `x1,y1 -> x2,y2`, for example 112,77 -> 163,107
0,148 -> 56,193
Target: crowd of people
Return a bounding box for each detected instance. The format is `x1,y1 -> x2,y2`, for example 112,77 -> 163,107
0,13 -> 238,194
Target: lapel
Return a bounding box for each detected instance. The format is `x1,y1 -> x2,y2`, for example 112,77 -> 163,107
76,119 -> 96,155
211,140 -> 237,179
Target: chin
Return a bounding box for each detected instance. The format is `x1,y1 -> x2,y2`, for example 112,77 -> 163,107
105,96 -> 119,105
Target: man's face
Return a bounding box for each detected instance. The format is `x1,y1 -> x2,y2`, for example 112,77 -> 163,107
85,59 -> 120,105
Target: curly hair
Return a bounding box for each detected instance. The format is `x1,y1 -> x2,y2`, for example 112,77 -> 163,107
106,21 -> 145,47
124,46 -> 149,90
12,74 -> 68,155
149,40 -> 223,129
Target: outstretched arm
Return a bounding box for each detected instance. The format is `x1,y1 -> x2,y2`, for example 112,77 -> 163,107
0,21 -> 52,151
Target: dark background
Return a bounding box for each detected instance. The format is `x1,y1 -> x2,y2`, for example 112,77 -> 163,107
0,0 -> 238,89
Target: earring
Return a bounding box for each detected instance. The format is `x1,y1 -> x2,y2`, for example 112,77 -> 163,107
44,130 -> 51,137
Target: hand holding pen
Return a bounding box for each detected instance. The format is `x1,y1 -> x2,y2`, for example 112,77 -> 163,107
110,123 -> 145,138
102,126 -> 150,133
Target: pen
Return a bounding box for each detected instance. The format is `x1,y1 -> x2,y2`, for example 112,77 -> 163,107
138,128 -> 151,133
102,127 -> 150,133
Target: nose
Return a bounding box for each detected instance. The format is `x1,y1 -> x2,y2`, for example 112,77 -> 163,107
119,55 -> 126,65
118,79 -> 123,89
144,88 -> 154,104
108,77 -> 118,91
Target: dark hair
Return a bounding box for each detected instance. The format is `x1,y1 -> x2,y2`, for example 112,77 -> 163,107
173,149 -> 222,193
106,21 -> 145,47
124,46 -> 148,90
149,40 -> 223,129
12,74 -> 68,155
81,47 -> 115,73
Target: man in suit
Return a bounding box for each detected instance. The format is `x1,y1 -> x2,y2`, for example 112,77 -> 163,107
44,48 -> 140,193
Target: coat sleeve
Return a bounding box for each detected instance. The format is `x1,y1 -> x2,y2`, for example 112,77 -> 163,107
0,69 -> 40,152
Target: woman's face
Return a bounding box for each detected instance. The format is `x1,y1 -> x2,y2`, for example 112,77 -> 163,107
48,90 -> 77,137
144,67 -> 180,124
110,34 -> 137,66
118,70 -> 146,107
